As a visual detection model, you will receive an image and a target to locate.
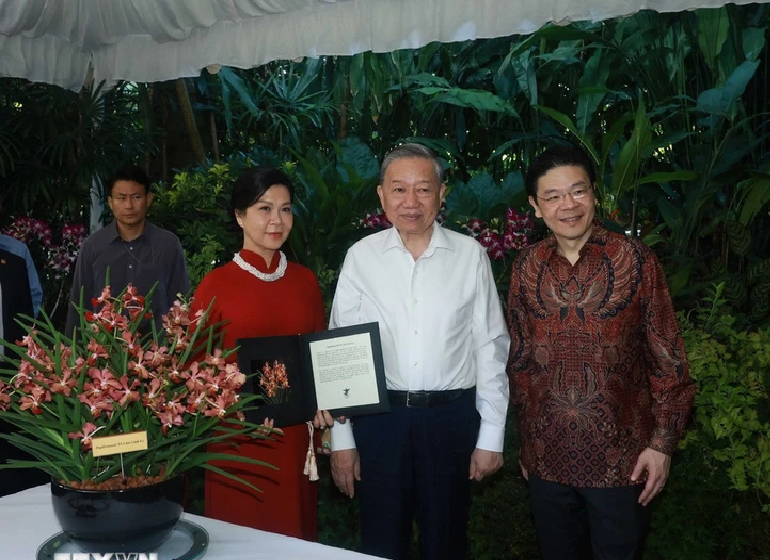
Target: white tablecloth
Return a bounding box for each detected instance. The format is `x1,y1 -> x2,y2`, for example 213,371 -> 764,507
1,484 -> 378,560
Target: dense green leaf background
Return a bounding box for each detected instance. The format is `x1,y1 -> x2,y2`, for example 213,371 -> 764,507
3,3 -> 770,558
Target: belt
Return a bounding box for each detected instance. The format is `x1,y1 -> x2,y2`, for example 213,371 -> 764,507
387,388 -> 472,408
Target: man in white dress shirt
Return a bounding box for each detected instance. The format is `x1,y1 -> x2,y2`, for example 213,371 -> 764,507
328,143 -> 510,560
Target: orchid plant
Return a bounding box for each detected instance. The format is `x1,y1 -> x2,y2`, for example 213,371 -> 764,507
464,207 -> 535,260
259,360 -> 290,404
2,217 -> 89,318
358,206 -> 535,260
0,285 -> 273,489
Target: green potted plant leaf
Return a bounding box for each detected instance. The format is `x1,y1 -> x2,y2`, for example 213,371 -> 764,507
0,284 -> 274,553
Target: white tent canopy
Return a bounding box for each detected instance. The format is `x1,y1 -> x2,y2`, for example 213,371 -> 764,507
0,0 -> 765,90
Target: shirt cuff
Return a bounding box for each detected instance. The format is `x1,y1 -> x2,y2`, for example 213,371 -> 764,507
475,420 -> 505,453
330,420 -> 357,451
648,426 -> 678,456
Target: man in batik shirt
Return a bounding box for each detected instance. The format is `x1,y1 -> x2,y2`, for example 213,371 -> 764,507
507,144 -> 695,560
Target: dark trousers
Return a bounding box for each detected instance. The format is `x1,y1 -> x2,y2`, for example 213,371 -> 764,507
0,425 -> 49,497
528,476 -> 653,560
352,390 -> 480,560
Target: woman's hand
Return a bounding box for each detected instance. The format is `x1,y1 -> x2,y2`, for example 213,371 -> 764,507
257,417 -> 283,437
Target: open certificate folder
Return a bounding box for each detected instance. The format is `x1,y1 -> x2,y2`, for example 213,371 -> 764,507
236,322 -> 390,427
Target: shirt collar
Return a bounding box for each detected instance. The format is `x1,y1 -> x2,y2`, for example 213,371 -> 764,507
382,222 -> 454,255
108,221 -> 152,243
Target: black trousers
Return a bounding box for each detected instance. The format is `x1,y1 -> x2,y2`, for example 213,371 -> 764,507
0,425 -> 49,497
352,390 -> 480,560
528,476 -> 653,560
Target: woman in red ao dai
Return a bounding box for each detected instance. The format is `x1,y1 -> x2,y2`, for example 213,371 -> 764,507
191,167 -> 325,540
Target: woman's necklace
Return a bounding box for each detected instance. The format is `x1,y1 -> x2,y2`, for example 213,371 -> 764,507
233,251 -> 287,282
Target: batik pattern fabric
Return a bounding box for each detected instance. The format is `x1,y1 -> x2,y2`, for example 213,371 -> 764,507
507,221 -> 695,487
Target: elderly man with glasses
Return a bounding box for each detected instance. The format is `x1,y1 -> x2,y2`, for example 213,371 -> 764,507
324,143 -> 510,560
506,144 -> 695,560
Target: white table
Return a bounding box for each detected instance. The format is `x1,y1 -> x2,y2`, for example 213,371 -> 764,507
1,484 -> 379,560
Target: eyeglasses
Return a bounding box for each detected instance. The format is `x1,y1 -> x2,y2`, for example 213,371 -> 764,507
536,185 -> 593,206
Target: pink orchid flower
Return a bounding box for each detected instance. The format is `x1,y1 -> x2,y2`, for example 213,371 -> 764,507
68,422 -> 100,451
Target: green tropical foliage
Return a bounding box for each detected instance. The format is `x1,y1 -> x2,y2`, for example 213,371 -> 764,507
150,159 -> 253,287
680,284 -> 770,506
2,3 -> 770,557
0,81 -> 152,221
0,288 -> 275,488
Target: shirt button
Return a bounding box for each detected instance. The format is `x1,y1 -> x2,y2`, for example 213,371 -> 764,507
129,264 -> 133,269
129,246 -> 133,250
413,299 -> 418,304
414,330 -> 418,335
413,362 -> 418,367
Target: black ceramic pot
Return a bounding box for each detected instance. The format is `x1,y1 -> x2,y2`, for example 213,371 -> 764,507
50,475 -> 186,553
